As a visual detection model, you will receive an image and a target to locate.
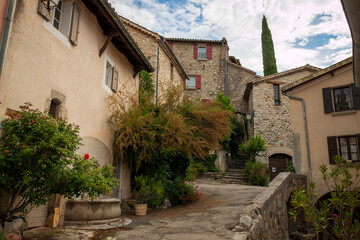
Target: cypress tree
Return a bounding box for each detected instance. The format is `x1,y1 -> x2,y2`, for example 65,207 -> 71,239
261,15 -> 278,76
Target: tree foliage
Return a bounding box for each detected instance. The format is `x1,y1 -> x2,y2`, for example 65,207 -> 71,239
239,134 -> 266,161
110,72 -> 233,171
261,15 -> 278,76
289,156 -> 360,240
0,104 -> 118,220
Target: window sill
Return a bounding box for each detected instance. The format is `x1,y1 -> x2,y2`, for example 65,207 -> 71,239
185,87 -> 198,90
43,20 -> 71,48
331,110 -> 356,116
197,58 -> 208,61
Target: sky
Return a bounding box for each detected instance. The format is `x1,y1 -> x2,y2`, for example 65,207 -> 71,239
108,0 -> 352,76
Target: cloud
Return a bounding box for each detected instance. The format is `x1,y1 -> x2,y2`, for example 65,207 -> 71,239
109,0 -> 352,76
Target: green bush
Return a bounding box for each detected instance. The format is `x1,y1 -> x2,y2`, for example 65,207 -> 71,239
239,134 -> 266,161
0,103 -> 118,220
166,178 -> 200,206
285,159 -> 296,173
133,175 -> 164,208
245,161 -> 269,186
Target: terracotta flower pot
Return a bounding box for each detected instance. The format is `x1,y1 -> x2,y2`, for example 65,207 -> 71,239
134,203 -> 147,216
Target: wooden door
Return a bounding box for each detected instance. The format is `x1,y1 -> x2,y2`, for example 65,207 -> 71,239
269,154 -> 291,181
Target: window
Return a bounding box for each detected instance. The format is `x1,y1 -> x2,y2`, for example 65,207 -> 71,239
103,55 -> 119,93
38,0 -> 81,45
49,98 -> 61,118
186,76 -> 196,88
334,86 -> 352,111
339,136 -> 359,161
198,46 -> 206,59
322,84 -> 360,113
193,44 -> 212,60
273,84 -> 280,106
185,75 -> 201,89
327,135 -> 360,164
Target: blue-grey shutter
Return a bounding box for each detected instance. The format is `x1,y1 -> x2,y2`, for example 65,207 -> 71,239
69,1 -> 81,45
327,136 -> 337,164
322,87 -> 333,114
350,83 -> 360,110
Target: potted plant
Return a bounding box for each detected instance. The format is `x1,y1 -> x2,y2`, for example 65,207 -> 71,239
133,175 -> 154,216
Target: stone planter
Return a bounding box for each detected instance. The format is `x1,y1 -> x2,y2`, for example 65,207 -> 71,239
134,204 -> 147,216
65,198 -> 121,225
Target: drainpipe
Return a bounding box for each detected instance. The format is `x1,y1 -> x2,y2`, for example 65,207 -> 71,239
281,90 -> 313,183
223,41 -> 228,96
0,0 -> 16,80
156,37 -> 166,106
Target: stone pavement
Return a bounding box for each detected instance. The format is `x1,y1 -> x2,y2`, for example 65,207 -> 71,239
24,182 -> 265,240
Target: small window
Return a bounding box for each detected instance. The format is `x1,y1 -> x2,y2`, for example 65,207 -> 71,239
273,84 -> 280,106
103,55 -> 119,93
49,98 -> 61,118
339,136 -> 359,161
186,76 -> 196,88
198,46 -> 207,59
333,86 -> 353,112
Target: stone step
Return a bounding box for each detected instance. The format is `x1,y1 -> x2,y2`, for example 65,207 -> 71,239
224,173 -> 247,178
222,176 -> 248,181
220,179 -> 251,185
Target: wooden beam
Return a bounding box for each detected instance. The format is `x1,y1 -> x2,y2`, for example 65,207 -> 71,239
99,32 -> 120,57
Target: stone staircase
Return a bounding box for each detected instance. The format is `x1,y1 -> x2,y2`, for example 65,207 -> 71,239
221,154 -> 250,185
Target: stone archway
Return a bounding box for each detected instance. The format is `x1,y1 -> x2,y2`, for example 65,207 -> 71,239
269,153 -> 292,181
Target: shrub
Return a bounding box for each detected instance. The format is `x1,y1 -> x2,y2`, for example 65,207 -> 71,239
133,175 -> 164,208
239,134 -> 266,161
245,161 -> 269,186
285,159 -> 296,173
0,104 -> 118,220
166,178 -> 200,206
289,156 -> 360,240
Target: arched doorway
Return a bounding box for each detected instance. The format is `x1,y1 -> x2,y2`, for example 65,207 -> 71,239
269,154 -> 292,181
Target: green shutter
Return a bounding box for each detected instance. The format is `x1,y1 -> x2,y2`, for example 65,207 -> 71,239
350,83 -> 360,110
327,136 -> 338,164
322,87 -> 333,114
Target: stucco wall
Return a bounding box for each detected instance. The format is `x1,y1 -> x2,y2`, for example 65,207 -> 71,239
170,41 -> 227,101
252,70 -> 316,165
122,22 -> 184,102
0,0 -> 8,41
0,0 -> 138,227
287,64 -> 360,198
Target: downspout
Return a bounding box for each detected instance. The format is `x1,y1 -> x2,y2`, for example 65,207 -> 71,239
0,0 -> 16,80
156,37 -> 166,106
223,41 -> 228,96
282,90 -> 313,183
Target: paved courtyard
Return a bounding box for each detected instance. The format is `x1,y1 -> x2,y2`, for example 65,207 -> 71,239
24,182 -> 265,240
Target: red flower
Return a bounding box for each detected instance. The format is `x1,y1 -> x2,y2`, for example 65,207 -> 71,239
84,154 -> 90,160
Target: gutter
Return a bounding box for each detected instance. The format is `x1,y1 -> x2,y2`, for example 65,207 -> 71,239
281,90 -> 313,184
0,0 -> 17,80
156,37 -> 166,106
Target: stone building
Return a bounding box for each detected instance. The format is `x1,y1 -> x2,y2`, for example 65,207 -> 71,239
166,38 -> 257,114
120,17 -> 187,101
247,65 -> 319,181
283,57 -> 360,198
0,0 -> 152,228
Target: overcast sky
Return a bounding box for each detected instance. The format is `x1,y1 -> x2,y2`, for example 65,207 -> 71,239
109,0 -> 352,76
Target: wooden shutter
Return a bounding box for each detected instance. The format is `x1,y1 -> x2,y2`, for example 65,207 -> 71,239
206,45 -> 212,60
168,41 -> 173,50
201,99 -> 210,104
327,136 -> 338,164
322,87 -> 333,114
357,135 -> 360,153
350,83 -> 360,110
183,78 -> 187,88
196,75 -> 201,89
37,0 -> 52,21
194,44 -> 198,59
111,67 -> 119,92
69,1 -> 81,45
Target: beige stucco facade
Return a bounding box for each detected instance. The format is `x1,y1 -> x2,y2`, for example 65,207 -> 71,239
0,0 -> 8,41
0,0 -> 151,228
285,59 -> 360,198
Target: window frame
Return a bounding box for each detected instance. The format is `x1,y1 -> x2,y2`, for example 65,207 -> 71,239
102,54 -> 115,94
186,75 -> 196,89
333,86 -> 353,112
338,136 -> 359,161
197,46 -> 207,59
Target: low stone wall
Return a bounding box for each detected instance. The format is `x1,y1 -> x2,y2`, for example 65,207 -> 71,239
234,172 -> 306,240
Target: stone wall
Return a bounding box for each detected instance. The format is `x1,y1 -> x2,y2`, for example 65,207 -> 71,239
169,40 -> 227,101
227,62 -> 258,113
252,70 -> 316,164
234,172 -> 306,240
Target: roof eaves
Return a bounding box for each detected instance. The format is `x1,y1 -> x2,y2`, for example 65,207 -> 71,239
282,57 -> 353,92
163,39 -> 188,80
166,37 -> 227,44
98,0 -> 154,72
228,61 -> 257,75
